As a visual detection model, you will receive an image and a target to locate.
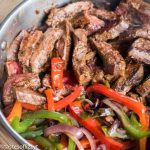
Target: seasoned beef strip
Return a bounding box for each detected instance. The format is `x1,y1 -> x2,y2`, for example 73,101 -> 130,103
3,73 -> 41,106
128,38 -> 150,64
7,30 -> 29,61
6,61 -> 22,76
92,18 -> 130,42
113,63 -> 144,94
90,8 -> 117,21
31,28 -> 63,73
91,39 -> 126,77
55,21 -> 71,70
46,1 -> 93,27
18,30 -> 43,72
72,29 -> 95,85
119,27 -> 150,41
15,88 -> 46,105
71,10 -> 105,36
136,78 -> 150,97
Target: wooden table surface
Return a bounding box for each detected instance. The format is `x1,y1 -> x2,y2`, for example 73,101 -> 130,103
0,1 -> 23,149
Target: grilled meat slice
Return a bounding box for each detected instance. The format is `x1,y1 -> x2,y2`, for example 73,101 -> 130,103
93,18 -> 130,42
92,67 -> 104,83
119,27 -> 150,41
3,73 -> 41,106
71,10 -> 105,36
55,21 -> 71,70
6,61 -> 22,76
7,30 -> 29,61
18,30 -> 43,72
90,8 -> 117,21
31,28 -> 63,73
113,63 -> 144,94
136,78 -> 150,98
15,88 -> 46,105
46,1 -> 93,27
128,38 -> 150,64
72,29 -> 95,85
91,40 -> 126,77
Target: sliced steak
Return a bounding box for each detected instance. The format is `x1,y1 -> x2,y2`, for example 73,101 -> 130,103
46,1 -> 93,27
90,8 -> 117,21
72,29 -> 95,85
3,73 -> 41,106
93,18 -> 130,41
91,40 -> 126,77
7,30 -> 29,61
71,10 -> 105,36
136,78 -> 150,97
15,88 -> 46,105
18,30 -> 43,72
55,21 -> 71,69
6,61 -> 22,76
31,28 -> 63,73
92,67 -> 104,83
113,63 -> 144,94
119,27 -> 150,41
128,38 -> 150,64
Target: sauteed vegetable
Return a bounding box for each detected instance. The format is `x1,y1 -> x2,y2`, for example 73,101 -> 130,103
3,0 -> 150,149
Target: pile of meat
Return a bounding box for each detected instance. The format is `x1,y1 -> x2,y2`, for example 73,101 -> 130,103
3,0 -> 150,107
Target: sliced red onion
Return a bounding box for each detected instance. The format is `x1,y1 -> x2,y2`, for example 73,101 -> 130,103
66,133 -> 84,150
44,124 -> 83,139
80,128 -> 96,150
97,144 -> 106,150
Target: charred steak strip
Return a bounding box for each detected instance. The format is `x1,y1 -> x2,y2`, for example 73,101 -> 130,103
7,30 -> 29,61
136,78 -> 150,97
31,28 -> 63,73
90,8 -> 117,21
93,18 -> 130,42
91,39 -> 126,77
46,1 -> 93,27
3,73 -> 41,106
113,63 -> 144,94
72,29 -> 95,85
15,88 -> 46,105
128,38 -> 150,64
18,30 -> 43,72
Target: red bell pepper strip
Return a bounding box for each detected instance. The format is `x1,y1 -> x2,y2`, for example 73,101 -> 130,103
69,101 -> 133,150
7,101 -> 22,123
45,89 -> 54,111
51,57 -> 64,91
22,103 -> 38,111
54,86 -> 83,111
86,84 -> 149,150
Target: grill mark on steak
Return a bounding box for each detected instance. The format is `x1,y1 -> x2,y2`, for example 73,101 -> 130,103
31,28 -> 63,73
7,30 -> 29,61
128,38 -> 150,64
46,1 -> 93,27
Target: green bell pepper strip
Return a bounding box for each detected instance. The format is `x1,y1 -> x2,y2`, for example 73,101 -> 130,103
130,113 -> 142,129
104,99 -> 150,139
22,110 -> 76,150
34,136 -> 55,150
11,116 -> 35,133
21,129 -> 43,139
